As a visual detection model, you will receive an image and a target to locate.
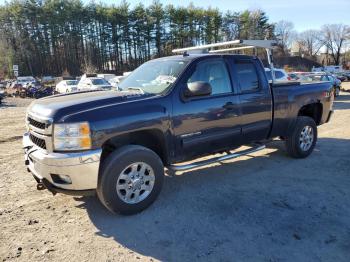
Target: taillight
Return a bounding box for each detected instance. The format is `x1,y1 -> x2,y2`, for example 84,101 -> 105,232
322,91 -> 332,98
287,76 -> 292,81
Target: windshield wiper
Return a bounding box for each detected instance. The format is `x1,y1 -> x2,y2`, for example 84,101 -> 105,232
127,87 -> 145,94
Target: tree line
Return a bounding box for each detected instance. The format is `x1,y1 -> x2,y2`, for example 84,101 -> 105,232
0,0 -> 348,78
0,0 -> 274,77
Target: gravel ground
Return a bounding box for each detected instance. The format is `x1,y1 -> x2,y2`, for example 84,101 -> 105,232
1,85 -> 350,262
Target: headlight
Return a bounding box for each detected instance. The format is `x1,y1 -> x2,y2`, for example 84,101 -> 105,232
53,122 -> 91,151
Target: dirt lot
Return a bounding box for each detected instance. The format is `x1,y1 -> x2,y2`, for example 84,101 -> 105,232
1,85 -> 350,262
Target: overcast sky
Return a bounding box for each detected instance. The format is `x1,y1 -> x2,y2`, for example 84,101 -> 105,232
1,0 -> 349,32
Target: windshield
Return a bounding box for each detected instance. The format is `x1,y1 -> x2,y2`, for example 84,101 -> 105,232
91,78 -> 109,85
66,80 -> 78,85
119,59 -> 188,94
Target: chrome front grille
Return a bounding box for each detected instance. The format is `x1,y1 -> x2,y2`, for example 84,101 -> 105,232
26,112 -> 53,151
29,133 -> 46,149
28,117 -> 46,130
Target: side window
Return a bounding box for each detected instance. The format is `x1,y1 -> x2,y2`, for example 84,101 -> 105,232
187,59 -> 232,95
235,60 -> 259,92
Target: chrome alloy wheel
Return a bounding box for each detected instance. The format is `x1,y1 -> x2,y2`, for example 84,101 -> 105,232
116,162 -> 155,204
299,126 -> 314,151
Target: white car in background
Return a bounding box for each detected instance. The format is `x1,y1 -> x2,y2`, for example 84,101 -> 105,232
108,72 -> 132,89
15,76 -> 36,88
55,80 -> 78,93
108,76 -> 120,88
77,77 -> 112,91
265,68 -> 290,81
97,74 -> 116,82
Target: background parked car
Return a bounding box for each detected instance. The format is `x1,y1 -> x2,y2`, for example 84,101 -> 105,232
97,74 -> 116,82
16,76 -> 36,88
334,72 -> 347,82
108,72 -> 132,88
342,72 -> 350,81
41,76 -> 56,85
55,80 -> 78,93
265,68 -> 290,81
108,76 -> 120,89
19,81 -> 39,98
308,73 -> 341,97
77,77 -> 112,91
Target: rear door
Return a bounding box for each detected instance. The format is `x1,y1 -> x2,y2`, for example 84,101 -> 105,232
228,57 -> 273,143
172,57 -> 242,161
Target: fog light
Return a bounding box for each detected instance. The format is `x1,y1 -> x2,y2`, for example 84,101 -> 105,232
58,175 -> 72,184
51,173 -> 72,184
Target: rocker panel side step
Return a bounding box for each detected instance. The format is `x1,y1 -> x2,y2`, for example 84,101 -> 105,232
169,144 -> 266,171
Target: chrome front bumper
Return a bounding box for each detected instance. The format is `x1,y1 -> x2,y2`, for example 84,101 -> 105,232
23,132 -> 102,191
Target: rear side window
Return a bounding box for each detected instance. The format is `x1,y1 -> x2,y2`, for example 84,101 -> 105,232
235,60 -> 259,92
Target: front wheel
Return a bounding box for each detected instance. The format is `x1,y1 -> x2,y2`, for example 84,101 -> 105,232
285,116 -> 317,158
97,145 -> 164,215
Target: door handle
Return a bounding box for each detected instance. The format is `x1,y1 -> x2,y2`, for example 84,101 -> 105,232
223,102 -> 235,110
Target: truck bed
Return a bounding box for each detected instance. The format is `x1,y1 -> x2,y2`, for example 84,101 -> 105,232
270,81 -> 333,138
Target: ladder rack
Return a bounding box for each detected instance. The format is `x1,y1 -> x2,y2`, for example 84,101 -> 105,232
172,39 -> 278,82
172,40 -> 276,54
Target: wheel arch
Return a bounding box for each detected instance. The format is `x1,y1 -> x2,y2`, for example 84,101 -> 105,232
100,129 -> 170,166
297,102 -> 323,125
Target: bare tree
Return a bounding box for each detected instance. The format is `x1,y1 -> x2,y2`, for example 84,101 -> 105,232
322,24 -> 350,65
274,20 -> 296,55
298,30 -> 324,57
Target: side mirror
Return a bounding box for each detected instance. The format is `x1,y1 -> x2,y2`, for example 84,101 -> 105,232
184,81 -> 212,97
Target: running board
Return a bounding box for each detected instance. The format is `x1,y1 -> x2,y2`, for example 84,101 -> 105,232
169,144 -> 266,171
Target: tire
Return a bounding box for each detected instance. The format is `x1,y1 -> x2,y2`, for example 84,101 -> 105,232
285,116 -> 317,159
97,145 -> 164,215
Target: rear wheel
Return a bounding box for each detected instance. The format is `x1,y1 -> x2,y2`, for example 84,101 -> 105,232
285,116 -> 317,158
97,145 -> 164,215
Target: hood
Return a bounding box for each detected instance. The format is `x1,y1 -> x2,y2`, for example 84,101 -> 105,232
27,90 -> 150,121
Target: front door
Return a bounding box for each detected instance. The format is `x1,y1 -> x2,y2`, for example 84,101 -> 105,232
172,57 -> 242,161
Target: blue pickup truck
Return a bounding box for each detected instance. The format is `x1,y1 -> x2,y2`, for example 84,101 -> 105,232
23,42 -> 334,215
